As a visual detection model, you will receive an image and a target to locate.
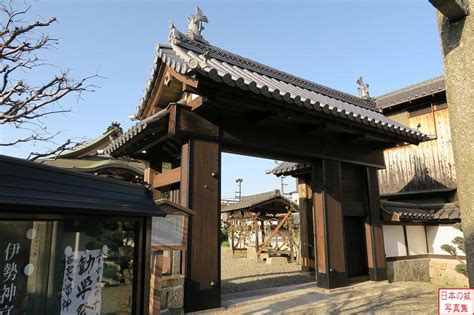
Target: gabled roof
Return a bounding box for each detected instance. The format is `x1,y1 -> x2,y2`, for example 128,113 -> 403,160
128,20 -> 428,144
376,76 -> 445,110
381,200 -> 460,222
0,154 -> 164,216
221,190 -> 296,213
59,122 -> 123,158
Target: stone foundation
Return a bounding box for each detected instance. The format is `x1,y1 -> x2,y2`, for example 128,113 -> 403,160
386,258 -> 430,282
161,275 -> 185,311
386,257 -> 468,287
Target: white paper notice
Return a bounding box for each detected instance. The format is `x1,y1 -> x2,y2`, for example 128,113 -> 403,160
61,248 -> 104,315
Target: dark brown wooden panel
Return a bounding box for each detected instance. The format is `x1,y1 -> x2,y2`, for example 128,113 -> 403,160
181,139 -> 221,311
325,160 -> 345,274
366,167 -> 387,281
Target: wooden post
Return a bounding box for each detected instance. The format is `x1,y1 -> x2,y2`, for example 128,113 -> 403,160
180,139 -> 221,312
298,177 -> 314,272
149,251 -> 163,315
312,159 -> 347,289
230,220 -> 235,256
254,216 -> 259,259
365,167 -> 387,281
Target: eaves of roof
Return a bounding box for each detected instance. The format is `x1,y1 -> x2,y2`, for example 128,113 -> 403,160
381,200 -> 460,222
376,76 -> 445,110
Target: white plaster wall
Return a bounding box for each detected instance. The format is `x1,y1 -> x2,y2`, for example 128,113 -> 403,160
406,225 -> 428,255
426,224 -> 465,255
383,225 -> 407,257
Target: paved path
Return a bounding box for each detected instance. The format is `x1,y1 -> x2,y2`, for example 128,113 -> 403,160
198,281 -> 439,314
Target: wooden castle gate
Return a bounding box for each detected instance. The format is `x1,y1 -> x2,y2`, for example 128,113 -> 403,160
104,8 -> 428,312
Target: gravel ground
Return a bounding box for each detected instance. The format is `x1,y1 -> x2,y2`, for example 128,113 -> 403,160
221,247 -> 314,294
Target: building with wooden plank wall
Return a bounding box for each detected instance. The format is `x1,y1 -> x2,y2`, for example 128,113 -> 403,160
102,8 -> 428,311
377,77 -> 466,287
273,76 -> 467,287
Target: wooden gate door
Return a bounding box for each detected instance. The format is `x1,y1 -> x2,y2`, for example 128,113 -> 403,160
344,216 -> 369,277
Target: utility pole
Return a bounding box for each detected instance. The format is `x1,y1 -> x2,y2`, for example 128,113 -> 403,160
280,176 -> 287,195
235,178 -> 243,201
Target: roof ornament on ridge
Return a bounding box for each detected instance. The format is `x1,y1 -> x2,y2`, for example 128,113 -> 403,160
186,6 -> 208,43
356,76 -> 371,99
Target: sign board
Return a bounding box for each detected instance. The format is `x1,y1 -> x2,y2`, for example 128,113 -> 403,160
61,247 -> 104,315
439,288 -> 474,314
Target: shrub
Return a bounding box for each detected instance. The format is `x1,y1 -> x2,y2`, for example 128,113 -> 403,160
441,223 -> 467,277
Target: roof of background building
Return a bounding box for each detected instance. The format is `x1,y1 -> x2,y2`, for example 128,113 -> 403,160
221,190 -> 296,213
381,200 -> 460,222
376,76 -> 445,109
270,162 -> 310,177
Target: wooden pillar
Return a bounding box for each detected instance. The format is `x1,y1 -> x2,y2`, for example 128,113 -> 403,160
365,167 -> 387,281
254,216 -> 259,258
180,139 -> 221,312
312,159 -> 347,289
298,176 -> 314,272
230,221 -> 235,256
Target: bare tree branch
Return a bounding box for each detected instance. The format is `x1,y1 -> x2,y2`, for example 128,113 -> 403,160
27,139 -> 85,161
0,2 -> 99,151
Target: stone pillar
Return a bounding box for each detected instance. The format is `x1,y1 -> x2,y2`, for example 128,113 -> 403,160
433,0 -> 474,286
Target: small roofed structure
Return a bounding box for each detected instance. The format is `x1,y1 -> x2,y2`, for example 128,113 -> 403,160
221,190 -> 299,262
0,154 -> 195,314
42,122 -> 144,183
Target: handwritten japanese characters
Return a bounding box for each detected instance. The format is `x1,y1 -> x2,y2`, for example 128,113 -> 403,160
61,248 -> 104,315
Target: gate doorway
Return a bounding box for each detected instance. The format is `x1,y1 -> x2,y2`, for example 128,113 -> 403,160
344,216 -> 369,278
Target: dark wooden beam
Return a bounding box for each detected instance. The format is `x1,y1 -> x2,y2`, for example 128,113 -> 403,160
152,167 -> 181,189
168,104 -> 385,168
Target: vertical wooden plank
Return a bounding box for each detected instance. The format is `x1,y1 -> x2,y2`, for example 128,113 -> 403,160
181,139 -> 221,312
326,160 -> 346,276
312,160 -> 326,279
312,159 -> 347,289
149,251 -> 163,315
298,177 -> 315,272
366,167 -> 387,281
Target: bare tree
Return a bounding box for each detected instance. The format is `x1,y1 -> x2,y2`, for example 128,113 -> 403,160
0,2 -> 96,157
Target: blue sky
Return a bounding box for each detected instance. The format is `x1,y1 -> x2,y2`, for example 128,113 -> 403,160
1,0 -> 443,199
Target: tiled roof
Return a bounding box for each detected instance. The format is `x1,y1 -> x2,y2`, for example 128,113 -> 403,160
104,108 -> 170,156
221,190 -> 295,213
58,123 -> 123,158
271,162 -> 310,177
128,24 -> 429,145
376,76 -> 445,109
381,200 -> 460,222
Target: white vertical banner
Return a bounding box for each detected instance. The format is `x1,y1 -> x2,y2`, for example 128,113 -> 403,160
61,247 -> 104,315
